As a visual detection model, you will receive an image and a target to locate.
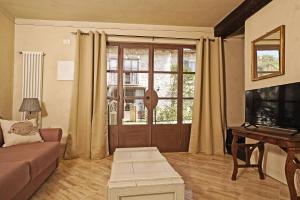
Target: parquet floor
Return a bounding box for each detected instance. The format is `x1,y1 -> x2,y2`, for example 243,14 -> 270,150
32,153 -> 290,200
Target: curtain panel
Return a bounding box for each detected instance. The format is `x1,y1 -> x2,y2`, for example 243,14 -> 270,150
64,31 -> 108,160
189,37 -> 226,155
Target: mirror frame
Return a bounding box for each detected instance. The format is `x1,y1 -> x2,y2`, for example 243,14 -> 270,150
252,25 -> 285,81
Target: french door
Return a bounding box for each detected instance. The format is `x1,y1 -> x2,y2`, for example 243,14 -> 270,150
107,43 -> 196,153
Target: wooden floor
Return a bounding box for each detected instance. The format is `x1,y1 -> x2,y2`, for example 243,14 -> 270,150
32,153 -> 290,200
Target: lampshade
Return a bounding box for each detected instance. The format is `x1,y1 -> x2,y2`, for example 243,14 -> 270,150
19,98 -> 41,112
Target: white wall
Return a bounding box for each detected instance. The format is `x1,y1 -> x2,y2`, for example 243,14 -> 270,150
245,0 -> 300,184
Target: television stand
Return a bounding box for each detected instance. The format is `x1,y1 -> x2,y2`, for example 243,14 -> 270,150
291,129 -> 300,136
241,123 -> 259,129
230,127 -> 300,200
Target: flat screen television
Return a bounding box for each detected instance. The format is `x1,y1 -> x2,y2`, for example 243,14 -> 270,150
245,82 -> 300,131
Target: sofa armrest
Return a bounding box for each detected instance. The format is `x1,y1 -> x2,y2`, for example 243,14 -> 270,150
39,128 -> 62,142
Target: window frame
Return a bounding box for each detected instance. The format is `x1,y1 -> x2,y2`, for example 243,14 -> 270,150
106,42 -> 196,125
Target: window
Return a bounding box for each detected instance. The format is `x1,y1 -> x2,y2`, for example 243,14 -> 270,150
122,48 -> 149,125
183,48 -> 196,123
107,46 -> 119,125
153,49 -> 178,124
108,58 -> 118,71
106,44 -> 196,126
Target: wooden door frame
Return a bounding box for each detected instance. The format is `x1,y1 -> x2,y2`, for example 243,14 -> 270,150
118,43 -> 152,148
107,42 -> 196,153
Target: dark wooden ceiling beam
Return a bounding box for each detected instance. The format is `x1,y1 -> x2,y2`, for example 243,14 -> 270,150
214,0 -> 272,38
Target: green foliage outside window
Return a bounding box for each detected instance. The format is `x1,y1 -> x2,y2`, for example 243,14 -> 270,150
155,64 -> 195,123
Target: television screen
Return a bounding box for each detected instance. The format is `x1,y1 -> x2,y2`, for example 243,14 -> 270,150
245,82 -> 300,130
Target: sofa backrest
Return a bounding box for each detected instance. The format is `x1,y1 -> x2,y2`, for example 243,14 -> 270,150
0,127 -> 3,147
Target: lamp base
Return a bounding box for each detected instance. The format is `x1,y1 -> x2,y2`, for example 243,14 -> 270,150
25,112 -> 33,120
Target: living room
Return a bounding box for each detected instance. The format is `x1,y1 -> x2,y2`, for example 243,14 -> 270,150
1,0 -> 300,199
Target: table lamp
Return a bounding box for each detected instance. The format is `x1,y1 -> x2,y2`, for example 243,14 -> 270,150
19,98 -> 41,120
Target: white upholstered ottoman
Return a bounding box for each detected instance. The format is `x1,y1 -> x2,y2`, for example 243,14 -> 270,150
107,147 -> 185,200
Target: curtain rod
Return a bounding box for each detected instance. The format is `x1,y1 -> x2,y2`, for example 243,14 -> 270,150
71,32 -> 215,41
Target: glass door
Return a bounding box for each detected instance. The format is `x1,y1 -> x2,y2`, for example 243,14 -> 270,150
107,44 -> 152,148
107,43 -> 196,153
151,47 -> 181,151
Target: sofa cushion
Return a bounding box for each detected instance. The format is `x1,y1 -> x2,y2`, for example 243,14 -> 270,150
0,142 -> 60,179
0,161 -> 30,200
0,119 -> 43,147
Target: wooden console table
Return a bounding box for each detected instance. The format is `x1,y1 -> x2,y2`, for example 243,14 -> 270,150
231,127 -> 300,200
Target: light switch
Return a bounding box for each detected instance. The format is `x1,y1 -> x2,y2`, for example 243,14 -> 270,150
63,39 -> 71,45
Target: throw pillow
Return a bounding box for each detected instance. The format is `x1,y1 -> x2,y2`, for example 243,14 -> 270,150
0,119 -> 44,147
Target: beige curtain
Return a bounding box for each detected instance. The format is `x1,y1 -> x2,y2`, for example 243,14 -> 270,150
64,31 -> 108,160
189,37 -> 226,155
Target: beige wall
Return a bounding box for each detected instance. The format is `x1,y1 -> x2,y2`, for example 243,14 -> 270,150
245,0 -> 300,184
13,19 -> 214,138
224,37 -> 245,127
245,0 -> 300,90
12,19 -> 246,154
13,23 -> 75,138
0,10 -> 15,119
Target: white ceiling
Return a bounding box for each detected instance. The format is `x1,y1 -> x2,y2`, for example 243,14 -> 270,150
0,0 -> 243,27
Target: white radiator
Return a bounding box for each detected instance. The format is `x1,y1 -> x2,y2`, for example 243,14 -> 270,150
21,51 -> 44,120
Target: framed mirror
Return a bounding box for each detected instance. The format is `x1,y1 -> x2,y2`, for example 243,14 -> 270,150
252,25 -> 285,81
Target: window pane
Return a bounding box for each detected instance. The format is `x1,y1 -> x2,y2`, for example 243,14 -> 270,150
154,100 -> 177,124
123,48 -> 149,71
154,73 -> 178,97
122,99 -> 147,125
108,99 -> 118,125
154,49 -> 178,72
107,72 -> 118,98
183,99 -> 194,124
123,73 -> 148,97
183,48 -> 196,72
183,74 -> 195,98
107,46 -> 118,71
